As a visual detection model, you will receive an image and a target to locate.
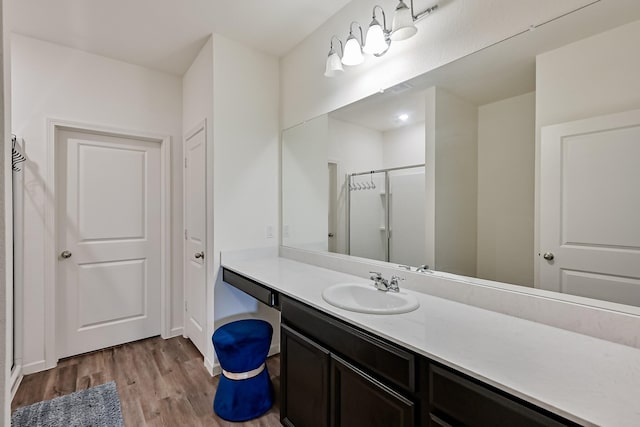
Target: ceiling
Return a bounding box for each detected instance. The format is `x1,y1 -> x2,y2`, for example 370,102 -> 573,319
9,0 -> 352,75
329,0 -> 640,132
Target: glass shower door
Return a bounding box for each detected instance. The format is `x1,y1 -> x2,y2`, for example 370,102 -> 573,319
388,166 -> 426,266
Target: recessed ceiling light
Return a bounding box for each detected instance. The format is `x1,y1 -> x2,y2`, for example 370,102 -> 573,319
398,113 -> 409,121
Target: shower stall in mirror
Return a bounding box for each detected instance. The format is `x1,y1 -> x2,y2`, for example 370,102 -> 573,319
348,164 -> 426,266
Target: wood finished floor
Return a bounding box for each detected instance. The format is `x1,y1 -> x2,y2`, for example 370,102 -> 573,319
12,336 -> 282,426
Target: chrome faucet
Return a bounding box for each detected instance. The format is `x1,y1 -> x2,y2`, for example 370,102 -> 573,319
369,272 -> 404,292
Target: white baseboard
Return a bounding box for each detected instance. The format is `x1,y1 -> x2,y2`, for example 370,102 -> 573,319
168,327 -> 184,338
268,342 -> 281,358
10,366 -> 23,399
22,360 -> 47,375
204,356 -> 216,376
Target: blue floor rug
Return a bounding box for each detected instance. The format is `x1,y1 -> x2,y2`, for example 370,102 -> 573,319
11,381 -> 125,427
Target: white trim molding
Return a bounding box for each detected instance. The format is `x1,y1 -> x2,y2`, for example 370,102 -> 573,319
44,118 -> 172,370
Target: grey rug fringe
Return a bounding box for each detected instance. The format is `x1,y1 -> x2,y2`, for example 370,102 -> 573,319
11,381 -> 125,427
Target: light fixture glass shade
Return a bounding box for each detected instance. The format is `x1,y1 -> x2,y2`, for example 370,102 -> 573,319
363,19 -> 388,55
391,0 -> 417,41
341,35 -> 364,66
324,50 -> 344,77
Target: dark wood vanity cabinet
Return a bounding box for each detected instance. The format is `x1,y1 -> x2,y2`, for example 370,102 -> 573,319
281,324 -> 330,427
331,355 -> 415,427
280,296 -> 417,427
423,364 -> 579,427
222,269 -> 581,427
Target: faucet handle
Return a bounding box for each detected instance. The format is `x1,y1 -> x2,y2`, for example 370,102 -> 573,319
369,271 -> 382,280
388,275 -> 404,292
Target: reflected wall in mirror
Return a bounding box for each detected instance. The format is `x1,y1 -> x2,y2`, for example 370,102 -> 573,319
281,2 -> 640,308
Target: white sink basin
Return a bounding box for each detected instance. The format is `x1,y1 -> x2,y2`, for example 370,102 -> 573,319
322,282 -> 419,314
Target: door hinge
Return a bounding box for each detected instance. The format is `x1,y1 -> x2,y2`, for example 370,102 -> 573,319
184,157 -> 187,168
184,229 -> 188,240
185,301 -> 188,312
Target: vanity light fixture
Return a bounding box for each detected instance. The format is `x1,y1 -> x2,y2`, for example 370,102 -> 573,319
324,36 -> 344,78
342,22 -> 365,66
363,6 -> 391,56
323,2 -> 437,77
391,0 -> 438,41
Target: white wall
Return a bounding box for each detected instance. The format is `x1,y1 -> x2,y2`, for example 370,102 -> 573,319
1,0 -> 11,421
11,34 -> 184,372
211,35 -> 280,369
282,115 -> 329,251
328,117 -> 383,255
477,92 -> 535,286
536,20 -> 640,129
183,37 -> 213,135
281,0 -> 594,129
535,19 -> 640,284
182,36 -> 214,356
382,122 -> 425,169
426,87 -> 477,276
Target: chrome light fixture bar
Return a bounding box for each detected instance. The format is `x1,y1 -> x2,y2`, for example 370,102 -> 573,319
323,2 -> 437,77
324,36 -> 344,77
392,0 -> 438,41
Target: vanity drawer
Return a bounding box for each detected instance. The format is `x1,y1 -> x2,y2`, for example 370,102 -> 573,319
281,295 -> 416,393
222,268 -> 279,308
428,364 -> 576,427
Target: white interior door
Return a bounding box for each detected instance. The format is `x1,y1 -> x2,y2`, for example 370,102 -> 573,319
539,109 -> 640,306
57,129 -> 161,359
184,124 -> 207,356
328,162 -> 337,253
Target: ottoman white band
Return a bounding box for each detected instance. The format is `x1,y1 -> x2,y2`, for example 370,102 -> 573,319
222,362 -> 266,381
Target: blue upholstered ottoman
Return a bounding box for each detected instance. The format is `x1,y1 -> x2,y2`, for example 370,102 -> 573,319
212,319 -> 274,421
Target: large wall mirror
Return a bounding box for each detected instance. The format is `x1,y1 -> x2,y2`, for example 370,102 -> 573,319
282,1 -> 640,309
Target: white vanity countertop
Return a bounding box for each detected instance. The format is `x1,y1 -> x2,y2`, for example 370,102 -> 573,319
222,255 -> 640,427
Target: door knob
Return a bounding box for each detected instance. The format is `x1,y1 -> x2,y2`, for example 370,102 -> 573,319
60,250 -> 72,259
195,251 -> 204,259
543,252 -> 554,261
328,233 -> 335,237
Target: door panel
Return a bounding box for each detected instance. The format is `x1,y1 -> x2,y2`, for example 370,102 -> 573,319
281,324 -> 330,427
184,124 -> 207,355
77,259 -> 146,328
330,354 -> 414,427
57,129 -> 161,358
77,145 -> 146,240
539,109 -> 640,305
561,127 -> 640,247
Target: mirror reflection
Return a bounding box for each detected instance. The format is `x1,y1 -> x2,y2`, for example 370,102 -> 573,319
282,3 -> 640,308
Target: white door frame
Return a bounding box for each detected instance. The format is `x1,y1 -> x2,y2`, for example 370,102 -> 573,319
44,118 -> 172,370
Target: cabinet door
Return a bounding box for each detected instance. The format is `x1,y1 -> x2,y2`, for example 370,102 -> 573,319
428,365 -> 574,427
331,354 -> 415,427
281,324 -> 330,427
